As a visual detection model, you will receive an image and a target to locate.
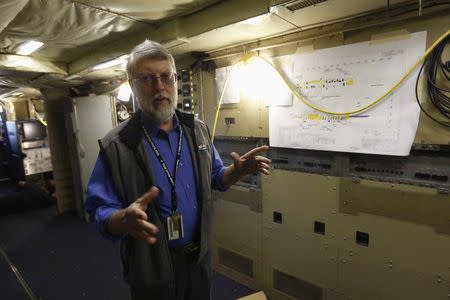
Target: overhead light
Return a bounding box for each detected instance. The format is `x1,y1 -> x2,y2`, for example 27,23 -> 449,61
117,82 -> 131,102
65,74 -> 81,80
233,56 -> 286,105
16,40 -> 44,55
240,14 -> 268,26
92,55 -> 129,71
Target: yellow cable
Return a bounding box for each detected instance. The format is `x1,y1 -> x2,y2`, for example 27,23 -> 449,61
34,112 -> 47,127
30,101 -> 48,127
211,29 -> 449,139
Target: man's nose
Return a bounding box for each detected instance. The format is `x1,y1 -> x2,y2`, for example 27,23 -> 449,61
154,77 -> 165,92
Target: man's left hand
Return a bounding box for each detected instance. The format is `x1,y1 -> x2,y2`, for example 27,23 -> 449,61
231,145 -> 271,177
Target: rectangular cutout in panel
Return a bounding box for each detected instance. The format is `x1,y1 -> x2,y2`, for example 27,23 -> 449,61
314,221 -> 325,235
431,174 -> 448,182
183,99 -> 192,111
224,117 -> 235,125
272,158 -> 289,164
415,172 -> 431,180
318,163 -> 331,169
180,70 -> 189,82
273,269 -> 323,300
182,84 -> 191,96
356,231 -> 369,246
218,248 -> 253,278
304,161 -> 314,167
273,211 -> 283,224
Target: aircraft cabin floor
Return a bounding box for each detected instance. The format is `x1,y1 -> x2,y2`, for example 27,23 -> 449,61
0,204 -> 255,300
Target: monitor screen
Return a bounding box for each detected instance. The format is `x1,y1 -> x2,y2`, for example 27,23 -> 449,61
22,121 -> 46,141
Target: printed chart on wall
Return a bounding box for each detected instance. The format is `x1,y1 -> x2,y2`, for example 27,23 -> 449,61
269,31 -> 427,156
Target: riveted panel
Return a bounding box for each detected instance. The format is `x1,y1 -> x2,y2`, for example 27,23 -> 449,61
262,170 -> 340,299
340,178 -> 450,234
212,189 -> 263,291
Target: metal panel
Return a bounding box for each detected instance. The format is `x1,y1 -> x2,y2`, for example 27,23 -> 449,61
269,147 -> 450,190
212,191 -> 263,291
68,95 -> 114,217
273,269 -> 323,300
340,177 -> 450,231
218,247 -> 254,278
262,170 -> 339,300
262,169 -> 450,299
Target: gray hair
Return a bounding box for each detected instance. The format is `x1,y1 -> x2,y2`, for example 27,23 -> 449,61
126,40 -> 176,79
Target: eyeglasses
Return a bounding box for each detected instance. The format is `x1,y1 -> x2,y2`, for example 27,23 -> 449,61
133,73 -> 177,86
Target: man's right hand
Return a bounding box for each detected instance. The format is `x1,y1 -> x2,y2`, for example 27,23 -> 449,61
108,186 -> 160,245
123,186 -> 160,244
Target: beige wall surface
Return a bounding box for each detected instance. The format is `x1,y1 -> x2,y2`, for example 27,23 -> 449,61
12,100 -> 29,120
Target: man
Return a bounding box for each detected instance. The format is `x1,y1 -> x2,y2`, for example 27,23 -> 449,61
85,40 -> 271,300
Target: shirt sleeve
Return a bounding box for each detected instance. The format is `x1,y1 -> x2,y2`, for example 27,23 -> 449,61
85,152 -> 125,242
211,144 -> 228,191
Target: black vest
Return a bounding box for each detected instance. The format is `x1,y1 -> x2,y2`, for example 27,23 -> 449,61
99,110 -> 214,288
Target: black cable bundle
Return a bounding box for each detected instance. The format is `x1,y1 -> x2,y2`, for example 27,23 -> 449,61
416,33 -> 450,127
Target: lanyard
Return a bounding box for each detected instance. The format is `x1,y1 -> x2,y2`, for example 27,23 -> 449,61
142,125 -> 183,213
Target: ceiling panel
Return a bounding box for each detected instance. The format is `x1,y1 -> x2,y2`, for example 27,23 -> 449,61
0,0 -> 150,62
76,0 -> 221,21
0,0 -> 29,33
171,12 -> 296,55
0,68 -> 42,80
0,70 -> 40,97
0,85 -> 16,96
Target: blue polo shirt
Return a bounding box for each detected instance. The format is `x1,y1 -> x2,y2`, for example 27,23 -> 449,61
85,114 -> 227,247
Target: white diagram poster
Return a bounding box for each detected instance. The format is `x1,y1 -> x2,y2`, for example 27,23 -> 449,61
269,31 -> 427,156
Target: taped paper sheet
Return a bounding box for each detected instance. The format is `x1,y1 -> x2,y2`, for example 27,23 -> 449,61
215,55 -> 293,107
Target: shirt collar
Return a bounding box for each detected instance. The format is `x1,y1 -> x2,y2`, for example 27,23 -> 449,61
141,111 -> 180,137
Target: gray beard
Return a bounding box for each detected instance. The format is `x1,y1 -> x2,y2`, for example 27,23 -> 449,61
142,102 -> 174,123
137,94 -> 177,124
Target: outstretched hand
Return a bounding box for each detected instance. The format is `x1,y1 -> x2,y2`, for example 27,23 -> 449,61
230,145 -> 271,178
123,186 -> 160,245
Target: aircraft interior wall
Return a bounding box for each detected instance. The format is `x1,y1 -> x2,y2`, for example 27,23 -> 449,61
192,12 -> 450,300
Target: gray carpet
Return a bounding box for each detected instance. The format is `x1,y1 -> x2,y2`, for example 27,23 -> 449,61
0,205 -> 254,299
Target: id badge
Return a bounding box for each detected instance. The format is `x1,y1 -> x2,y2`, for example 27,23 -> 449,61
166,212 -> 184,241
